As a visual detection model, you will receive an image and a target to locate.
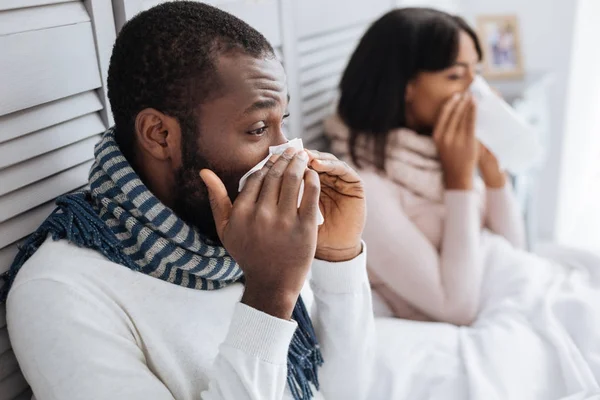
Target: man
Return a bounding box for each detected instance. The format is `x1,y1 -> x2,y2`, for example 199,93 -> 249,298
4,2 -> 375,399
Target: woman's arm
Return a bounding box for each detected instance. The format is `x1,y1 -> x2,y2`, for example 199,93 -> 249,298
478,145 -> 527,249
484,184 -> 527,249
362,171 -> 483,326
364,93 -> 484,325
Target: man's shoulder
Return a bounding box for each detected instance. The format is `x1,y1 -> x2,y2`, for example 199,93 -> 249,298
6,238 -> 146,333
10,238 -> 118,293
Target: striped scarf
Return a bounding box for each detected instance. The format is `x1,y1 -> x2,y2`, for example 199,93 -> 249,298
1,128 -> 323,399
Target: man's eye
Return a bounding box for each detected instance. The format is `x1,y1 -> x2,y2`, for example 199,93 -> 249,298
449,74 -> 463,80
281,113 -> 290,128
248,126 -> 268,136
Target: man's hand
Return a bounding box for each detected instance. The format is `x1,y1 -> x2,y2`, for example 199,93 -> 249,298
200,148 -> 320,320
306,150 -> 365,262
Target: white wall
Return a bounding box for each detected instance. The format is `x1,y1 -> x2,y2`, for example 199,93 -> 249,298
555,0 -> 600,251
460,0 -> 579,243
396,0 -> 463,13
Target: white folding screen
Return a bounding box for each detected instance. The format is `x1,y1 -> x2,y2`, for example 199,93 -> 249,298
296,23 -> 366,144
0,1 -> 116,399
287,0 -> 393,147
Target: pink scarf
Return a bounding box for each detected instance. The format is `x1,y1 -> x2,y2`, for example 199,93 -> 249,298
324,115 -> 444,202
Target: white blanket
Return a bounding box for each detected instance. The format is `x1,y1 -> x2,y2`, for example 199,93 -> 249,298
373,232 -> 600,400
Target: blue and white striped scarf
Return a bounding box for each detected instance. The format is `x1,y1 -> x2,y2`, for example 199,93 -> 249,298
1,128 -> 323,399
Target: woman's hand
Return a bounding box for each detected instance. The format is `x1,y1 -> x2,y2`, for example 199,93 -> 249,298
478,143 -> 506,188
433,93 -> 479,190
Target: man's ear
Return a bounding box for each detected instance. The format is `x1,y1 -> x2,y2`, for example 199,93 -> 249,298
134,108 -> 181,162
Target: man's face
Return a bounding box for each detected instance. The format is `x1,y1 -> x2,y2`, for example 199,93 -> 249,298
172,53 -> 289,242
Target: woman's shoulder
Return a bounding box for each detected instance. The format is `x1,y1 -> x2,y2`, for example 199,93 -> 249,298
355,164 -> 390,188
354,166 -> 414,209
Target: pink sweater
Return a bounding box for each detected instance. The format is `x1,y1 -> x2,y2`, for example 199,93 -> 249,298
360,167 -> 526,325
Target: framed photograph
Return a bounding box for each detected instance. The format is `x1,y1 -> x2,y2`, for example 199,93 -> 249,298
476,15 -> 525,79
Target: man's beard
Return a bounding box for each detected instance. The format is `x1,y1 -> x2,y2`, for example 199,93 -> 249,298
171,138 -> 241,244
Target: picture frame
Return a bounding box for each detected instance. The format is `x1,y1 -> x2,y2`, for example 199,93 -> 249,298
476,15 -> 525,79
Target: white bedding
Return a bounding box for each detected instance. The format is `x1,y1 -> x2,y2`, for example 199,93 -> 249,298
372,232 -> 600,400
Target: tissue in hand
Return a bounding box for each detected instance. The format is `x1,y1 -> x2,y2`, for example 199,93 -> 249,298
238,138 -> 325,225
470,75 -> 543,174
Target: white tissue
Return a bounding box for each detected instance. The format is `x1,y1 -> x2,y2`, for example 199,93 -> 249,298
238,138 -> 325,225
470,75 -> 543,174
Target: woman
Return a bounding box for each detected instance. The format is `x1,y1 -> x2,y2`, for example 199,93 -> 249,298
325,8 -> 526,326
326,10 -> 600,397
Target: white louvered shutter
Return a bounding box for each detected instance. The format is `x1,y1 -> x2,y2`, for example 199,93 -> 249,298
0,1 -> 115,398
297,24 -> 367,146
283,0 -> 394,148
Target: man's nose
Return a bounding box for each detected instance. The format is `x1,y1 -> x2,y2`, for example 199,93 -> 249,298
271,127 -> 288,147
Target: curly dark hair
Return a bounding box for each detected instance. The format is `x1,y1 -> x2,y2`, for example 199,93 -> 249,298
338,8 -> 482,171
107,1 -> 274,168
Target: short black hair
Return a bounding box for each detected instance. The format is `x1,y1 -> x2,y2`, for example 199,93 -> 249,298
107,1 -> 274,167
337,8 -> 482,170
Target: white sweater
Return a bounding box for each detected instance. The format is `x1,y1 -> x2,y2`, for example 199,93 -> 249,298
6,239 -> 375,400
